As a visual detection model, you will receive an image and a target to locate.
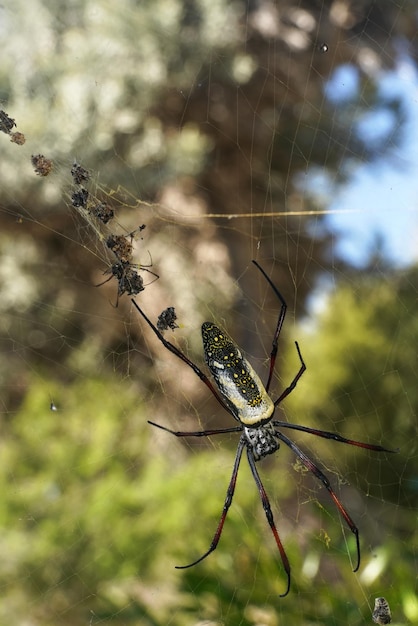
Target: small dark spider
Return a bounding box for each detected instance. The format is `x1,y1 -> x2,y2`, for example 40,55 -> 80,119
131,260 -> 396,596
157,307 -> 178,333
97,262 -> 143,301
114,263 -> 145,297
97,260 -> 158,306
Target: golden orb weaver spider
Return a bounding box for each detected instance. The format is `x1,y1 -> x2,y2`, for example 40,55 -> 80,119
131,260 -> 396,596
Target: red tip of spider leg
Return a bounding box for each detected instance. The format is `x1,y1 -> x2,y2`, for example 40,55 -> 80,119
273,534 -> 291,597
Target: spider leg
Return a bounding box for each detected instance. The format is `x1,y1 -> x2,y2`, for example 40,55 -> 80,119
252,260 -> 287,393
95,273 -> 113,288
274,341 -> 306,407
131,299 -> 232,414
96,272 -> 120,308
175,437 -> 246,569
272,420 -> 397,453
139,266 -> 160,282
246,446 -> 291,597
148,420 -> 242,437
276,430 -> 361,572
253,261 -> 307,399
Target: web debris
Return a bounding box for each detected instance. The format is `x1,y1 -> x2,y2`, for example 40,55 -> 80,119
157,307 -> 178,333
0,109 -> 26,144
67,160 -> 158,304
372,597 -> 392,624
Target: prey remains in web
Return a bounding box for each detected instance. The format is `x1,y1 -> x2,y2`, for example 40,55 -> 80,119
132,260 -> 397,597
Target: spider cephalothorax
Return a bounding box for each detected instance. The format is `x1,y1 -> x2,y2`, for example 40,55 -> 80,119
244,422 -> 281,461
132,260 -> 396,596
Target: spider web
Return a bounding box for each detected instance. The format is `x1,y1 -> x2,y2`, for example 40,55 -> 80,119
0,1 -> 416,625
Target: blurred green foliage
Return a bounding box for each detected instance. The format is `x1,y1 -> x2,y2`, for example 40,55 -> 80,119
286,267 -> 417,497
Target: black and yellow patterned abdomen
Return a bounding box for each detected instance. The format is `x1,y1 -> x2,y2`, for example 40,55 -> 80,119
201,322 -> 274,426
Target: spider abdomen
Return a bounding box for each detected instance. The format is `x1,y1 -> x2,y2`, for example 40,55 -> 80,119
201,322 -> 274,426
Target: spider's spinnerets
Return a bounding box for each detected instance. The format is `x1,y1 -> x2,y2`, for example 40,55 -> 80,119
202,322 -> 274,427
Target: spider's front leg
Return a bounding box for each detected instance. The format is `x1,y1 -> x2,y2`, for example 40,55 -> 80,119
148,420 -> 242,438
